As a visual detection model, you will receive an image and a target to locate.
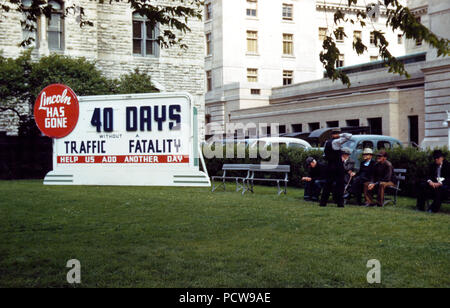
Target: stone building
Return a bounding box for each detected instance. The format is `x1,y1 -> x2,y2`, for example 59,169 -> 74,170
0,0 -> 205,136
205,0 -> 450,148
204,0 -> 408,135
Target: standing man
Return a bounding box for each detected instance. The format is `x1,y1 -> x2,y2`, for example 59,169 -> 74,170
350,148 -> 375,205
302,157 -> 327,201
416,150 -> 450,213
319,129 -> 352,208
363,150 -> 394,207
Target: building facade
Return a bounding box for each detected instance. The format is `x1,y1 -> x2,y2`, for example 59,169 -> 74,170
0,0 -> 206,136
205,0 -> 450,148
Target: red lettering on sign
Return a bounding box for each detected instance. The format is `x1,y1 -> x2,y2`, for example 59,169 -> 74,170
57,155 -> 190,164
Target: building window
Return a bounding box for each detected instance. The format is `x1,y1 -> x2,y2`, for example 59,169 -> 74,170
370,31 -> 376,46
353,30 -> 361,43
346,119 -> 360,127
319,27 -> 327,41
278,125 -> 286,135
282,3 -> 293,20
206,70 -> 212,92
336,54 -> 344,68
368,117 -> 382,135
251,89 -> 261,95
246,0 -> 257,17
21,0 -> 38,48
408,115 -> 419,146
336,27 -> 344,42
397,34 -> 403,44
47,0 -> 64,50
205,2 -> 212,20
370,56 -> 378,61
247,30 -> 258,53
283,70 -> 293,85
292,124 -> 302,133
283,33 -> 293,55
327,121 -> 339,128
133,13 -> 159,56
247,68 -> 258,82
206,32 -> 212,56
308,122 -> 320,132
415,16 -> 422,46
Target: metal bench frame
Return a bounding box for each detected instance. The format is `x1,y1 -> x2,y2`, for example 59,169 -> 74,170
383,168 -> 406,206
211,164 -> 252,193
245,165 -> 290,195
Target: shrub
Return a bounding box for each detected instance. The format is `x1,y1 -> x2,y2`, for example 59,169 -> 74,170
114,68 -> 159,94
203,145 -> 450,196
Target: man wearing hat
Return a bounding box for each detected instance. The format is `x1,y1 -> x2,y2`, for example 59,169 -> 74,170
364,150 -> 394,207
416,149 -> 450,213
319,128 -> 352,207
350,148 -> 375,205
302,157 -> 327,201
342,147 -> 356,183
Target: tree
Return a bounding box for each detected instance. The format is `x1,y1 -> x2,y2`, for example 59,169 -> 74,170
320,0 -> 449,86
114,68 -> 159,94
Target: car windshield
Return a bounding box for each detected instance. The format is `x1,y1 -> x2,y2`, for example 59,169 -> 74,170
288,143 -> 306,149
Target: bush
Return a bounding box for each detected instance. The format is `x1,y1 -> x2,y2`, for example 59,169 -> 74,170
114,68 -> 159,94
204,145 -> 450,197
29,54 -> 115,99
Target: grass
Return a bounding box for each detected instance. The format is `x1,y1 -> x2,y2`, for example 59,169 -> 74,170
0,180 -> 449,288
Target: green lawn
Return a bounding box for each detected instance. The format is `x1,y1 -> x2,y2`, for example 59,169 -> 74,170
0,180 -> 449,288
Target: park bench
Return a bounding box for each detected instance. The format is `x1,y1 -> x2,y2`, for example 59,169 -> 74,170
245,164 -> 290,195
382,168 -> 407,206
211,164 -> 252,193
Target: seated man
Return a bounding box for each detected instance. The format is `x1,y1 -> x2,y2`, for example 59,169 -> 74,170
342,147 -> 356,184
363,150 -> 395,207
416,150 -> 450,213
302,157 -> 327,201
341,147 -> 356,200
350,148 -> 375,205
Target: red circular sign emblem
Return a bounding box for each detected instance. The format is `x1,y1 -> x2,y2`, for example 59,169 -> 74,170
34,84 -> 79,138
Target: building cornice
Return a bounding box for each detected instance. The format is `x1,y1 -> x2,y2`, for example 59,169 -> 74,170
411,5 -> 428,16
231,98 -> 396,121
315,2 -> 388,16
269,75 -> 424,105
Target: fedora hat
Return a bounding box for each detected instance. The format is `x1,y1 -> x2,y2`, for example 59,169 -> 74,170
362,148 -> 373,155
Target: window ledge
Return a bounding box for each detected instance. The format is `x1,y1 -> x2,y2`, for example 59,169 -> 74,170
246,53 -> 260,56
246,17 -> 259,21
282,55 -> 296,59
133,54 -> 159,59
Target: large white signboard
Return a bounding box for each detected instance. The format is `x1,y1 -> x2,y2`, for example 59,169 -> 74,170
39,90 -> 210,186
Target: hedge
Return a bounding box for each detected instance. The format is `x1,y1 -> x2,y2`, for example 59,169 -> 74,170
203,145 -> 450,198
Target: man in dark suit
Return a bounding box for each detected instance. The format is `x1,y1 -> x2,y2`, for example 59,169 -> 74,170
350,148 -> 375,205
302,157 -> 327,201
319,129 -> 352,207
416,150 -> 450,213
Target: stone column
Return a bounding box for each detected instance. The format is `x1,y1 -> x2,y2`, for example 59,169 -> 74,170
421,0 -> 450,148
